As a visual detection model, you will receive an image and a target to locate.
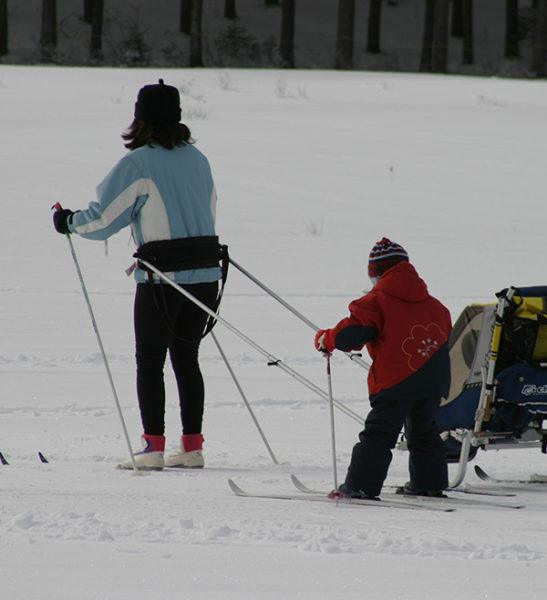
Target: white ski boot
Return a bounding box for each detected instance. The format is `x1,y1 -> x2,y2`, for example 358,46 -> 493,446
165,434 -> 204,469
118,434 -> 165,471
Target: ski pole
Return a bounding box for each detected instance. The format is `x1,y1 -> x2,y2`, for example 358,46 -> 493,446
137,258 -> 363,424
325,352 -> 338,493
230,256 -> 318,330
53,203 -> 139,472
211,331 -> 280,465
228,257 -> 371,371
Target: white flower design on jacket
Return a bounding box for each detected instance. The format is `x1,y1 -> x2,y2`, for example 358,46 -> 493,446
402,323 -> 447,371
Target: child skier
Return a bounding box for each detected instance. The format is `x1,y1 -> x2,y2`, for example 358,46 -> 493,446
314,238 -> 452,498
53,79 -> 221,470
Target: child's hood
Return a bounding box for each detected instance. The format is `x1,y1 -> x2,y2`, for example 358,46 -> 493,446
374,261 -> 429,303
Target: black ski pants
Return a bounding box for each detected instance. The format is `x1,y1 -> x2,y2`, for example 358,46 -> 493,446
134,281 -> 218,437
344,348 -> 450,497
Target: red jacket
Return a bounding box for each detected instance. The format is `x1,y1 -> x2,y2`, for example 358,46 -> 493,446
321,262 -> 452,395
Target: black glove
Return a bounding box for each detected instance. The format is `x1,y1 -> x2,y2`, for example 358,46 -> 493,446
53,209 -> 74,234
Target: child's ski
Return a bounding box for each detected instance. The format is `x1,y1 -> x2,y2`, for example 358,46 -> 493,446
290,475 -> 525,509
228,479 -> 455,512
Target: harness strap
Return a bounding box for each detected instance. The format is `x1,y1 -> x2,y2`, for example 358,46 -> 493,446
135,237 -> 229,342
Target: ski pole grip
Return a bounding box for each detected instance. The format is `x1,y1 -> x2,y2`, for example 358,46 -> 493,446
52,202 -> 72,237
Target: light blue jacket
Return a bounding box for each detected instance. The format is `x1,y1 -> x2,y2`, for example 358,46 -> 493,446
69,143 -> 221,284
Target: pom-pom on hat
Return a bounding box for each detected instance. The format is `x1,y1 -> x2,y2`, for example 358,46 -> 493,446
134,79 -> 181,124
368,237 -> 409,279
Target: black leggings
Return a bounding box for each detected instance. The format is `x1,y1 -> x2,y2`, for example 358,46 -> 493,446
134,281 -> 219,436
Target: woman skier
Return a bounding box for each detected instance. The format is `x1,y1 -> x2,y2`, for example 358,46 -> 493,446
53,79 -> 221,470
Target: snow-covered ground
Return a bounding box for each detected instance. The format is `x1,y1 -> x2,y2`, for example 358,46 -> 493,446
2,65 -> 547,599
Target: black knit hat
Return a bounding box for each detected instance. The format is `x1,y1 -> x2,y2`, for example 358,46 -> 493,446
368,237 -> 409,278
134,79 -> 181,124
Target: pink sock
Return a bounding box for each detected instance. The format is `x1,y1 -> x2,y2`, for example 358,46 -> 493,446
142,434 -> 165,452
182,434 -> 203,453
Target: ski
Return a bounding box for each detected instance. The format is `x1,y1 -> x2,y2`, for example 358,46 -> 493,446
290,475 -> 525,510
0,452 -> 49,465
475,465 -> 547,485
453,484 -> 516,497
290,474 -> 513,498
228,479 -> 455,512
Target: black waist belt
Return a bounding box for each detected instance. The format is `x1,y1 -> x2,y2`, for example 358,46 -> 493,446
133,236 -> 229,341
134,236 -> 222,272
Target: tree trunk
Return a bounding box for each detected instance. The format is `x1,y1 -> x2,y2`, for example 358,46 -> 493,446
431,0 -> 449,73
225,0 -> 237,19
83,0 -> 93,24
532,0 -> 547,76
0,0 -> 7,57
461,0 -> 473,64
504,0 -> 520,58
335,0 -> 355,69
40,0 -> 57,63
367,0 -> 382,54
451,0 -> 463,37
420,0 -> 435,72
279,0 -> 295,68
180,0 -> 192,34
189,0 -> 203,67
90,0 -> 104,60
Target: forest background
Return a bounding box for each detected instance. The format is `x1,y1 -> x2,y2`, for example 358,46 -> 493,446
2,0 -> 547,78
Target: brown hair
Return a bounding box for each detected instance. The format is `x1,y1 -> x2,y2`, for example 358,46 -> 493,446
122,119 -> 194,150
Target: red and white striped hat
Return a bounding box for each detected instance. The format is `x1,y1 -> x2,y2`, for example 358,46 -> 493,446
368,237 -> 409,279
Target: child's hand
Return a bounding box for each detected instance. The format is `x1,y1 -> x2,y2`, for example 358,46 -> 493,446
315,329 -> 333,353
